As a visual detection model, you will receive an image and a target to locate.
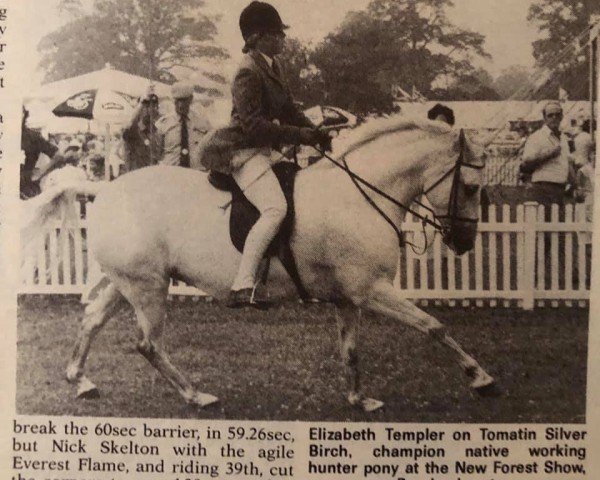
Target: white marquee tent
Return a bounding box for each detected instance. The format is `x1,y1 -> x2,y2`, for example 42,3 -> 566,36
397,100 -> 595,131
24,64 -> 226,133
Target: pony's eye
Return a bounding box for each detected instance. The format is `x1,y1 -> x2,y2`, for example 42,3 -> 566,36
464,184 -> 480,196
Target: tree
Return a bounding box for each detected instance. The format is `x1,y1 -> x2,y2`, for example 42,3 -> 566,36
38,0 -> 228,84
433,68 -> 500,101
308,0 -> 490,114
278,37 -> 324,108
528,0 -> 600,99
493,65 -> 534,99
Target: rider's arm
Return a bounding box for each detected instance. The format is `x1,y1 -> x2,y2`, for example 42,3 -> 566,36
233,68 -> 314,146
282,101 -> 315,129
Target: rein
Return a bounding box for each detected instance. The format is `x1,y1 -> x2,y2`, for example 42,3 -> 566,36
314,129 -> 483,253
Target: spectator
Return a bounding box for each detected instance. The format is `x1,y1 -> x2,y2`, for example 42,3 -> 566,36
574,119 -> 595,224
156,81 -> 211,167
57,135 -> 72,154
36,138 -> 82,185
88,155 -> 106,181
65,139 -> 83,159
122,87 -> 162,172
574,132 -> 594,287
520,101 -> 570,208
20,107 -> 59,198
106,133 -> 124,179
572,119 -> 595,170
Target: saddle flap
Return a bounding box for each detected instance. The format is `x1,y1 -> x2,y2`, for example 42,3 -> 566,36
229,161 -> 300,254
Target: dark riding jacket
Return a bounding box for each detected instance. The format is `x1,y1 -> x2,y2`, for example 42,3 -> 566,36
197,50 -> 314,174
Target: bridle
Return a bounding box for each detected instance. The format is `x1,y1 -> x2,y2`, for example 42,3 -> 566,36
316,128 -> 484,252
414,128 -> 484,243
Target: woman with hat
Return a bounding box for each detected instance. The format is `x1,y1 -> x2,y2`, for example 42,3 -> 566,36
222,1 -> 330,308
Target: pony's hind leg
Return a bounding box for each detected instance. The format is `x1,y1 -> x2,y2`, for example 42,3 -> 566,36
335,306 -> 384,412
122,279 -> 218,408
366,281 -> 497,396
66,282 -> 125,398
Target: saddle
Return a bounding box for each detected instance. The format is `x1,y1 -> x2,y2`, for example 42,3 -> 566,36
209,162 -> 309,299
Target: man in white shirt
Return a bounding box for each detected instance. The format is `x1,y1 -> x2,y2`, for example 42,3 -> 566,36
157,81 -> 212,167
520,102 -> 570,209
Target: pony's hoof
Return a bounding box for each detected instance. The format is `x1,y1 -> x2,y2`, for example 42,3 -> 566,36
77,378 -> 100,399
360,397 -> 384,412
190,393 -> 219,408
474,381 -> 501,398
299,297 -> 320,305
348,393 -> 384,412
469,370 -> 494,389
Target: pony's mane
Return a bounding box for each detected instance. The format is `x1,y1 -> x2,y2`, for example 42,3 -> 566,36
331,115 -> 452,162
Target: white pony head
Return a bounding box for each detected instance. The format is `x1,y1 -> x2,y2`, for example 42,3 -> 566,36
419,126 -> 485,255
333,116 -> 485,256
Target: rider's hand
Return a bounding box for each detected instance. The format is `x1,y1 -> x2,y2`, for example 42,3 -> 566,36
316,129 -> 332,152
299,128 -> 320,146
299,128 -> 332,151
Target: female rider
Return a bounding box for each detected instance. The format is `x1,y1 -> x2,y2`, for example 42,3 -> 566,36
225,1 -> 329,308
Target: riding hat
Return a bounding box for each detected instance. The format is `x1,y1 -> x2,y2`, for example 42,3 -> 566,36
239,1 -> 289,40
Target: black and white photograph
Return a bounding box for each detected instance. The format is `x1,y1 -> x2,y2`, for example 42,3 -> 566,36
13,0 -> 598,423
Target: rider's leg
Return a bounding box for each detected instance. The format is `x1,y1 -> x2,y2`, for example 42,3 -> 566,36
230,154 -> 286,293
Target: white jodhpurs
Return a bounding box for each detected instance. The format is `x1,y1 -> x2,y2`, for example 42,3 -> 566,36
230,151 -> 287,291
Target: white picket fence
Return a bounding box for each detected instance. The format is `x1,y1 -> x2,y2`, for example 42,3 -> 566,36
483,155 -> 521,186
20,202 -> 592,309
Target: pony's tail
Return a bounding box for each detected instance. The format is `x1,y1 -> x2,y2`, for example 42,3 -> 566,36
20,180 -> 105,267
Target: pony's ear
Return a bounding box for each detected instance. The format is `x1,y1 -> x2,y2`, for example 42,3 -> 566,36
461,132 -> 486,169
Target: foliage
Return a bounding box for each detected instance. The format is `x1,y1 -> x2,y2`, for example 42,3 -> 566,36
433,68 -> 500,101
278,38 -> 323,109
528,0 -> 600,99
39,0 -> 228,84
492,65 -> 534,99
299,0 -> 490,114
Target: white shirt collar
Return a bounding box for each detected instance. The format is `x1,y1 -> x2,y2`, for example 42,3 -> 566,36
541,123 -> 561,138
260,52 -> 274,68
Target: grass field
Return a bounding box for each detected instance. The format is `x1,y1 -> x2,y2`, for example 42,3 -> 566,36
17,295 -> 588,423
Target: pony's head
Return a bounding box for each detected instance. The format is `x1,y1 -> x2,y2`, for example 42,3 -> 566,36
421,128 -> 485,255
329,117 -> 485,255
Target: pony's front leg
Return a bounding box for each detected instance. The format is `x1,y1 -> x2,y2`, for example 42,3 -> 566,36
366,281 -> 497,395
335,306 -> 384,412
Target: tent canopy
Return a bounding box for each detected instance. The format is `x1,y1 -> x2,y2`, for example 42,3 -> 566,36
397,100 -> 596,130
31,64 -> 171,101
24,65 -> 225,133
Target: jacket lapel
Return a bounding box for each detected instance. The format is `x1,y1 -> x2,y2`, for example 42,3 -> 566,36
250,50 -> 285,86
